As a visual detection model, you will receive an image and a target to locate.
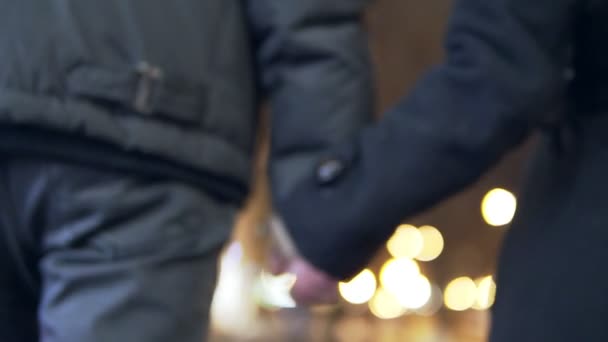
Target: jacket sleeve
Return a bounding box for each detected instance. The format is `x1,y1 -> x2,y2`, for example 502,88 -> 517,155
245,0 -> 374,200
276,0 -> 580,280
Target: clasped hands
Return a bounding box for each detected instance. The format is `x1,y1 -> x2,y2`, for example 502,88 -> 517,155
266,216 -> 340,306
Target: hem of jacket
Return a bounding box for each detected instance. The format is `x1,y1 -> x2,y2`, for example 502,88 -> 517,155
0,87 -> 252,186
0,124 -> 249,205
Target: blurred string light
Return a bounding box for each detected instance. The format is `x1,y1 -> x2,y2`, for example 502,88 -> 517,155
473,276 -> 497,310
387,224 -> 445,262
369,287 -> 407,319
416,225 -> 444,262
212,242 -> 245,314
338,269 -> 377,305
387,224 -> 423,259
211,242 -> 264,336
482,188 -> 517,227
397,274 -> 432,309
415,284 -> 443,316
380,258 -> 420,295
444,277 -> 478,311
379,258 -> 431,310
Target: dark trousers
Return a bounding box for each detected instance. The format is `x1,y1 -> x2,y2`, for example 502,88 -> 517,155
0,156 -> 235,342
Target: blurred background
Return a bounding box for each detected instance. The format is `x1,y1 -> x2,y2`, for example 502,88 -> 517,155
209,0 -> 535,341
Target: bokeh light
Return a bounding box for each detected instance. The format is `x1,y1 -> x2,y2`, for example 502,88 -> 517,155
211,242 -> 265,337
415,284 -> 444,316
473,276 -> 497,310
444,277 -> 478,311
395,274 -> 432,310
481,188 -> 517,227
380,258 -> 421,296
387,224 -> 424,259
369,287 -> 407,319
338,269 -> 377,305
416,225 -> 445,261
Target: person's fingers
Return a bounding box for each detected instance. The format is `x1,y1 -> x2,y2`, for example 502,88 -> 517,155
292,282 -> 339,306
288,258 -> 340,306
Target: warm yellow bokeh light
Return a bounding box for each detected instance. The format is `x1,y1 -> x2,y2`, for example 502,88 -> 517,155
473,276 -> 497,310
380,258 -> 421,296
394,274 -> 432,310
416,284 -> 444,316
369,287 -> 407,320
416,226 -> 445,262
387,224 -> 424,259
338,269 -> 377,305
481,188 -> 517,227
444,277 -> 478,311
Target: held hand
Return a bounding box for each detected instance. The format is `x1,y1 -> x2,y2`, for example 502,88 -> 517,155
267,216 -> 340,306
284,256 -> 339,305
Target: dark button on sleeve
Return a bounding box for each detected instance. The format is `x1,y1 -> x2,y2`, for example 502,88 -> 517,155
316,158 -> 346,186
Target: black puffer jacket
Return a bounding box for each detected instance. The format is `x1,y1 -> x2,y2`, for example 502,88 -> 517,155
0,0 -> 373,203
